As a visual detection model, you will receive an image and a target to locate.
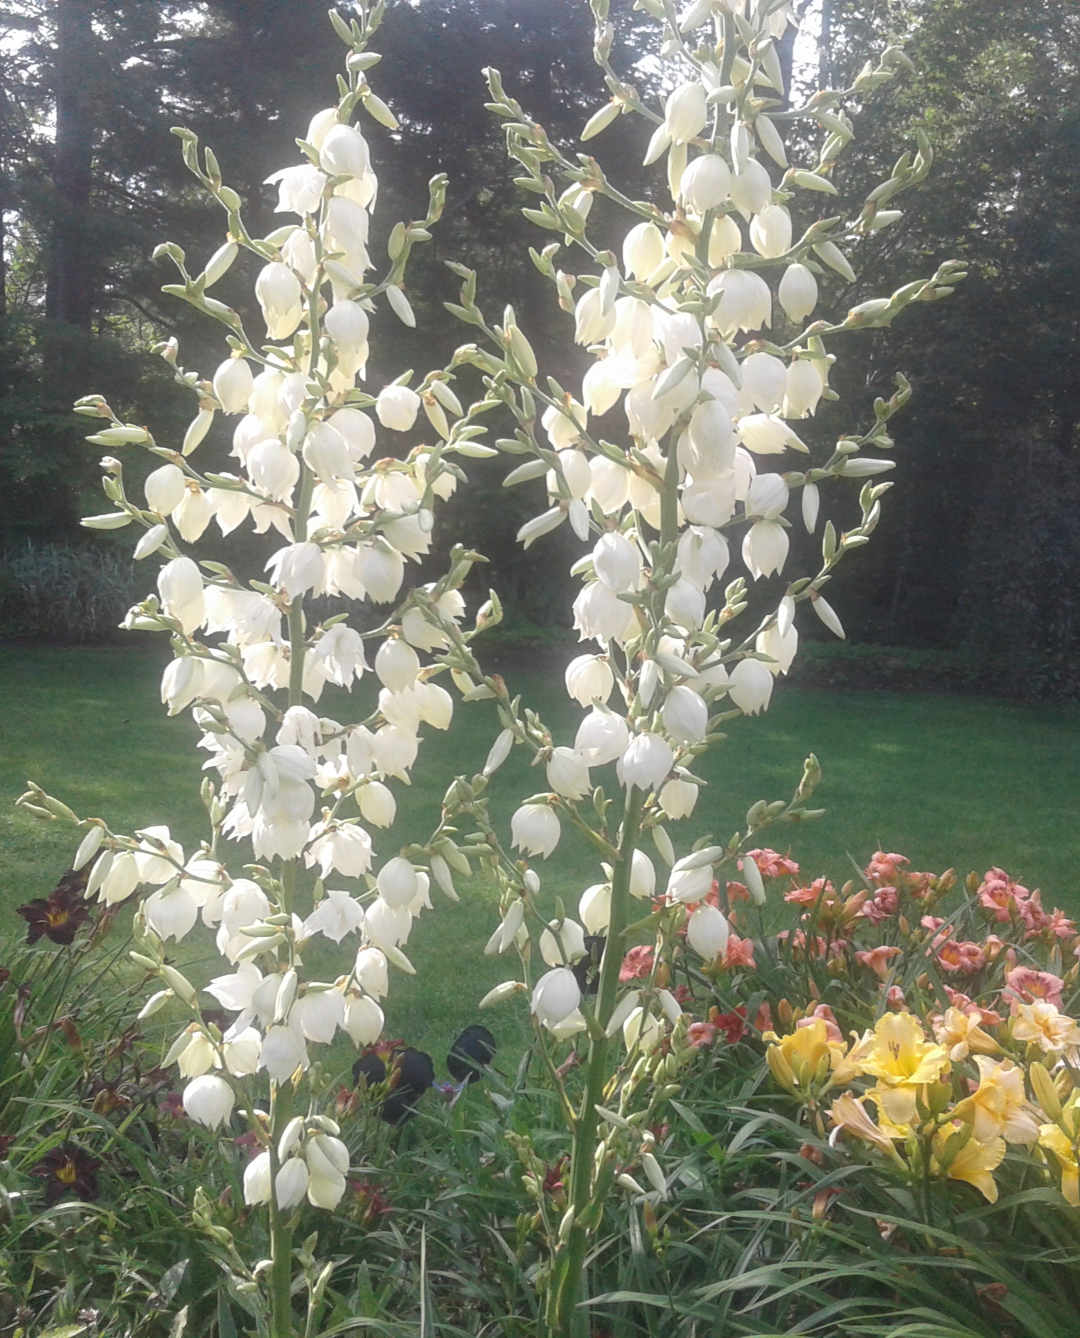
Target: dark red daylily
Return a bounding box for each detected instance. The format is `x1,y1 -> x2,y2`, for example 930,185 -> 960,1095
349,1180 -> 392,1227
16,879 -> 93,946
30,1141 -> 101,1205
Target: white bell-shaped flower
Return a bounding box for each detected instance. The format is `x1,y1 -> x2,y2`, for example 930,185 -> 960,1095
742,519 -> 789,579
546,747 -> 592,801
510,804 -> 561,859
375,637 -> 420,692
745,472 -> 789,520
354,946 -> 389,999
659,776 -> 699,819
666,860 -> 713,904
680,153 -> 731,211
183,1074 -> 235,1130
687,904 -> 730,960
778,263 -> 818,322
629,848 -> 656,900
157,556 -> 205,635
540,917 -> 587,966
677,525 -> 729,591
622,221 -> 665,281
575,708 -> 630,766
145,462 -> 187,515
265,163 -> 327,215
664,81 -> 707,143
730,157 -> 772,219
664,579 -> 706,632
243,1151 -> 272,1206
579,882 -> 611,933
376,384 -> 420,431
358,781 -> 396,828
376,856 -> 419,909
319,122 -> 370,178
749,203 -> 792,258
741,352 -> 787,414
592,532 -> 640,593
707,269 -> 772,335
213,357 -> 254,414
728,658 -> 775,715
661,684 -> 709,744
573,580 -> 636,644
531,967 -> 582,1029
276,1156 -> 310,1209
617,733 -> 674,791
783,360 -> 824,418
255,262 -> 303,339
356,542 -> 405,603
344,992 -> 384,1046
565,654 -> 614,707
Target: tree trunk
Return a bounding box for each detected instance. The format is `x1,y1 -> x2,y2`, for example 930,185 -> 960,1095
46,0 -> 94,329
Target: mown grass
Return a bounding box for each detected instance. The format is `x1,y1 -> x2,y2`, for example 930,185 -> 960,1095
2,643 -> 1079,1060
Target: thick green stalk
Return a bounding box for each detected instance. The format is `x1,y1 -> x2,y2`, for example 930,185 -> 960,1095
287,464 -> 316,709
549,438 -> 682,1334
268,1082 -> 295,1338
550,787 -> 644,1335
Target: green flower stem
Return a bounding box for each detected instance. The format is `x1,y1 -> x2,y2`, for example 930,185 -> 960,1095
287,463 -> 316,710
550,784 -> 644,1337
268,1080 -> 295,1338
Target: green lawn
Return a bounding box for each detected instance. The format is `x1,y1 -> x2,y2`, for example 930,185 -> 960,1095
2,643 -> 1079,1060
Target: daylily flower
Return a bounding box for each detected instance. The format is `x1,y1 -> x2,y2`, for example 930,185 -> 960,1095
1011,1000 -> 1080,1056
933,1121 -> 1005,1202
955,1057 -> 1039,1146
857,1012 -> 949,1128
17,876 -> 93,946
30,1142 -> 101,1205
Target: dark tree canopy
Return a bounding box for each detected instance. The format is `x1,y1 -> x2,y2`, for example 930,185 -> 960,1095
0,0 -> 1077,691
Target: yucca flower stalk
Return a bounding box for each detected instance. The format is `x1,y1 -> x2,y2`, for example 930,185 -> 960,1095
436,0 -> 963,1328
18,5 -> 506,1334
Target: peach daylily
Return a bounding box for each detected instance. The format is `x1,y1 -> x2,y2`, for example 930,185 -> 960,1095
855,945 -> 903,980
931,1006 -> 1000,1062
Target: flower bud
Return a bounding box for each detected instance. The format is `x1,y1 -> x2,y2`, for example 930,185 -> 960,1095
255,262 -> 303,339
778,263 -> 818,322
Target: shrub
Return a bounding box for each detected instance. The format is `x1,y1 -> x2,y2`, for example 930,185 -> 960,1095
2,542 -> 140,643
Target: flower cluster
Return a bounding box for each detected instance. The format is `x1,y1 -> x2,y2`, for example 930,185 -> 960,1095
19,9 -> 502,1227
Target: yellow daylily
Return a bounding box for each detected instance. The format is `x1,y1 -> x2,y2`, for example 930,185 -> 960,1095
1039,1122 -> 1080,1206
858,1012 -> 949,1128
1011,1001 -> 1080,1057
931,1006 -> 1000,1062
933,1120 -> 1005,1203
828,1091 -> 905,1164
765,1018 -> 848,1095
954,1057 -> 1039,1146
